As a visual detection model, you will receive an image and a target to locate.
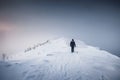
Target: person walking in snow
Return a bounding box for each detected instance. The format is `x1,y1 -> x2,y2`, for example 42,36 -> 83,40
70,39 -> 76,53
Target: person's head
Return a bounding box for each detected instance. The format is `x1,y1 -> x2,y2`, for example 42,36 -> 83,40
72,39 -> 74,42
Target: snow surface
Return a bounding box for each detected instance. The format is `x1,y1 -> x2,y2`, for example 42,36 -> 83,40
0,37 -> 120,80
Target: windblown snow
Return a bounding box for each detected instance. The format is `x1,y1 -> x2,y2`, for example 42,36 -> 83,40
0,38 -> 120,80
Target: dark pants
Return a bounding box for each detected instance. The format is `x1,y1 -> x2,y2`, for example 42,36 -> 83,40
71,47 -> 74,53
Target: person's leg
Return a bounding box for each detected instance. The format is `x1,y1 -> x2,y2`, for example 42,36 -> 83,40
72,47 -> 74,52
71,47 -> 74,53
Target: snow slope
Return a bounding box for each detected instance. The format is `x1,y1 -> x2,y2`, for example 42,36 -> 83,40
0,38 -> 120,80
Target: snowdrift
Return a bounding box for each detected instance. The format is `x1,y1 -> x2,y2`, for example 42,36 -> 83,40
0,38 -> 120,80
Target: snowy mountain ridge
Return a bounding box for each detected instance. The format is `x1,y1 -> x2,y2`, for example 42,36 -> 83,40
11,37 -> 119,60
0,37 -> 120,80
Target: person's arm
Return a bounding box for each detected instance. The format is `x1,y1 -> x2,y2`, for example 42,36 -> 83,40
74,42 -> 76,47
70,42 -> 72,47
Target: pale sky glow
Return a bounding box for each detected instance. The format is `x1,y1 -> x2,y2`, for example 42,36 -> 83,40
0,23 -> 13,32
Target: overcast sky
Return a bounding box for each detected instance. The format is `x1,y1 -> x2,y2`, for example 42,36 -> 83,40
0,0 -> 120,56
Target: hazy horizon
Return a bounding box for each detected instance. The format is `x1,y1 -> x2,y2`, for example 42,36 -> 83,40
0,0 -> 120,57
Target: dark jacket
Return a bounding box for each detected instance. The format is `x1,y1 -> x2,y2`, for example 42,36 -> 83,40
70,40 -> 76,47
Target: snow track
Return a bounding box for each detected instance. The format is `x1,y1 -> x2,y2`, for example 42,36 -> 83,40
0,38 -> 120,80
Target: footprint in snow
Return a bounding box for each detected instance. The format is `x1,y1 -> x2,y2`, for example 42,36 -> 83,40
43,60 -> 49,63
30,65 -> 36,67
26,75 -> 36,80
23,71 -> 28,76
5,64 -> 12,67
47,54 -> 54,56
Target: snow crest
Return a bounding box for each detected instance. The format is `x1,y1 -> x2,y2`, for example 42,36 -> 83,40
0,38 -> 120,80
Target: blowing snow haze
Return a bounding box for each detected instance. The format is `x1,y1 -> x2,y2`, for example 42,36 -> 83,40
0,0 -> 120,57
